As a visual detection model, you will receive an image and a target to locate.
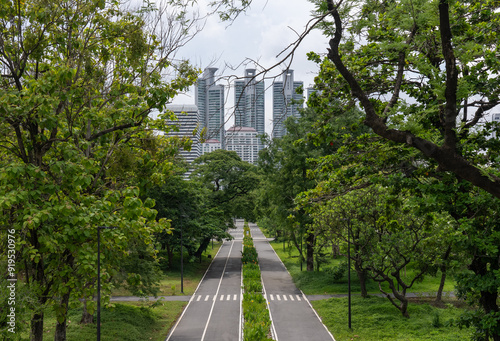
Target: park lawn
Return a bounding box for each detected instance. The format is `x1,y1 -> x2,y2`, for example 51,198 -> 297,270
112,241 -> 222,296
268,240 -> 456,296
21,301 -> 186,341
313,295 -> 471,341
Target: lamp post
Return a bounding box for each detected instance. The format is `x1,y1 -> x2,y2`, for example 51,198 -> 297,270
97,226 -> 117,341
347,218 -> 352,330
180,220 -> 184,294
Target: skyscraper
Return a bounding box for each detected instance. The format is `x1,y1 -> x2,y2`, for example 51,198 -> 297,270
196,67 -> 225,149
234,69 -> 266,138
165,104 -> 201,176
272,69 -> 304,139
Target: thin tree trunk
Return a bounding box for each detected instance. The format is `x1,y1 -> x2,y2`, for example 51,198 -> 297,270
436,267 -> 446,303
354,265 -> 368,298
54,291 -> 71,341
306,232 -> 315,272
80,298 -> 94,324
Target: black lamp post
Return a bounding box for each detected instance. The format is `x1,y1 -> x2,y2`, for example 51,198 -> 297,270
97,226 -> 117,341
347,218 -> 352,330
180,220 -> 184,294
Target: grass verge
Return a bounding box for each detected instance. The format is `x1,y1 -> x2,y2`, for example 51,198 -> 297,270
312,296 -> 471,341
20,301 -> 186,341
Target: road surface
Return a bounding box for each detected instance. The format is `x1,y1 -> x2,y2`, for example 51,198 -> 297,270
165,220 -> 335,341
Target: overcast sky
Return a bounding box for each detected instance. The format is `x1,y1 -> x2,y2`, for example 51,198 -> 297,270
171,0 -> 327,134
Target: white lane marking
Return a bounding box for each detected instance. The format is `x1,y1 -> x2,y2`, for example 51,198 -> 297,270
197,295 -> 201,302
201,240 -> 235,341
277,295 -> 281,301
205,295 -> 209,302
283,295 -> 288,301
270,294 -> 274,301
165,240 -> 226,341
234,294 -> 237,301
260,259 -> 279,341
290,295 -> 295,301
220,294 -> 224,301
297,295 -> 302,301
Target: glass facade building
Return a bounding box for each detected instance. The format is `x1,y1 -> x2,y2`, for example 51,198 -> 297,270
272,69 -> 304,139
196,68 -> 225,149
234,69 -> 266,141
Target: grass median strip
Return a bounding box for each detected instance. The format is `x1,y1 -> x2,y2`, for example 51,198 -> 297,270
241,222 -> 273,341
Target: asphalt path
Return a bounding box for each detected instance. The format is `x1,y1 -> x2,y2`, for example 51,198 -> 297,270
251,223 -> 336,341
165,220 -> 335,341
165,225 -> 243,341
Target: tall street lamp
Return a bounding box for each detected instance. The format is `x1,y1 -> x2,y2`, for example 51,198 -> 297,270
97,226 -> 117,341
180,220 -> 184,294
347,218 -> 352,330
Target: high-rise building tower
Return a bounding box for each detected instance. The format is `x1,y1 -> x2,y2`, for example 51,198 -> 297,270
165,104 -> 201,176
234,69 -> 266,138
272,69 -> 304,139
196,67 -> 225,149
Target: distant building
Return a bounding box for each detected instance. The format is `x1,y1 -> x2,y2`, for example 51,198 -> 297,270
225,126 -> 260,164
165,104 -> 201,176
272,69 -> 304,138
196,68 -> 225,149
234,69 -> 266,142
201,139 -> 222,154
493,113 -> 500,138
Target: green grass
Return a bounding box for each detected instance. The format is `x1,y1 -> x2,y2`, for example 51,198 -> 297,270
20,301 -> 186,341
16,242 -> 221,340
313,296 -> 471,341
269,240 -> 456,296
112,242 -> 223,296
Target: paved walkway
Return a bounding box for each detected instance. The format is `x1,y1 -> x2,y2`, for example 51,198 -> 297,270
250,223 -> 335,341
164,225 -> 243,341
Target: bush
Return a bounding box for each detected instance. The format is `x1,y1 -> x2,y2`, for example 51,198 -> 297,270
326,260 -> 347,281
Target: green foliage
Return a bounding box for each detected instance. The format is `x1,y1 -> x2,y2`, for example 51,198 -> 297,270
0,0 -> 200,338
192,149 -> 260,222
241,225 -> 272,341
326,260 -> 347,282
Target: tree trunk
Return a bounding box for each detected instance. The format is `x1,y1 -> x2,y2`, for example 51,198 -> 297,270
54,291 -> 71,341
30,312 -> 44,341
306,232 -> 315,272
469,255 -> 500,340
354,265 -> 368,298
435,267 -> 446,303
80,298 -> 94,324
194,237 -> 211,263
166,244 -> 173,269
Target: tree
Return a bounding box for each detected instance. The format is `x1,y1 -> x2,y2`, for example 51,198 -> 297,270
256,107 -> 346,271
191,149 -> 260,223
310,185 -> 453,318
149,172 -> 230,268
0,0 -> 200,340
320,0 -> 500,198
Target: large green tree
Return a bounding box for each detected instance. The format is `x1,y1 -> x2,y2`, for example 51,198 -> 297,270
0,0 -> 199,340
